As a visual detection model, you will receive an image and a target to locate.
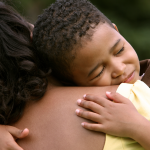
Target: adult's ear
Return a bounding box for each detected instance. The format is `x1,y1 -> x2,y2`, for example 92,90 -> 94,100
112,23 -> 119,32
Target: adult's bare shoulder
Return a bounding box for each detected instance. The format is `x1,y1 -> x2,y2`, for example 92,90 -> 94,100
14,85 -> 118,150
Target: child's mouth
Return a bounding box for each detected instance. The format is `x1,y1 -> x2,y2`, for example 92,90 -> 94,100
123,71 -> 135,83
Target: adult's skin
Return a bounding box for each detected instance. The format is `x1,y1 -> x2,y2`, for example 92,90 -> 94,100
13,76 -> 118,150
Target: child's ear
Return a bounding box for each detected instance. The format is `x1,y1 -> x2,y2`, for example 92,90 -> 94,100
112,23 -> 119,32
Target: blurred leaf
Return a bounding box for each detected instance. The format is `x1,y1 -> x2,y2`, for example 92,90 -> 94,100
10,0 -> 150,60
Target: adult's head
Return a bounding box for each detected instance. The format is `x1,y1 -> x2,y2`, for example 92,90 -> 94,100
0,2 -> 48,124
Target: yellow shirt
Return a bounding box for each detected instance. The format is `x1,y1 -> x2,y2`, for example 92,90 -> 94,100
103,80 -> 150,150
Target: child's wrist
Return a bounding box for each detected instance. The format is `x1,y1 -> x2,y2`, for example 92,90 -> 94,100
129,117 -> 150,141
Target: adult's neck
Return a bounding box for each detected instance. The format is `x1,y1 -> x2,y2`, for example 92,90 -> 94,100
48,75 -> 63,87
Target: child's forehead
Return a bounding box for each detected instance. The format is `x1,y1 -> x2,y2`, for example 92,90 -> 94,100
94,22 -> 116,38
73,23 -> 122,64
79,23 -> 117,48
81,23 -> 120,51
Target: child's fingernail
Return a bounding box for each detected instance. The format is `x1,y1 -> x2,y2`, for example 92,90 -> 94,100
83,94 -> 86,99
81,122 -> 85,126
77,99 -> 82,105
75,109 -> 80,114
106,91 -> 111,95
21,128 -> 27,133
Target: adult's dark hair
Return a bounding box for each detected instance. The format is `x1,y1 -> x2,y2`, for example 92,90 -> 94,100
0,2 -> 48,124
33,0 -> 114,85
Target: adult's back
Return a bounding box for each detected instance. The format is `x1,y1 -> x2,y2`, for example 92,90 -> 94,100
14,84 -> 117,150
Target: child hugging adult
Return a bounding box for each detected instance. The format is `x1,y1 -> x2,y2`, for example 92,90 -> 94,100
0,0 -> 150,150
32,0 -> 150,149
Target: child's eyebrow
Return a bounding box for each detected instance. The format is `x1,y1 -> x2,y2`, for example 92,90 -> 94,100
110,39 -> 121,53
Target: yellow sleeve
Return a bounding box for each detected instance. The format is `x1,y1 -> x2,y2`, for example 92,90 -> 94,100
116,80 -> 150,121
104,80 -> 149,150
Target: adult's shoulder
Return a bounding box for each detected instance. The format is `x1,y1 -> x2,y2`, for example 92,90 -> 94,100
13,85 -> 118,150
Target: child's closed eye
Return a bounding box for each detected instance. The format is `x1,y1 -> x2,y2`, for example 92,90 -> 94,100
115,47 -> 124,55
91,66 -> 105,80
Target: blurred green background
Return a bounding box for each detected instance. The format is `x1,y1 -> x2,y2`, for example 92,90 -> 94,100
8,0 -> 150,60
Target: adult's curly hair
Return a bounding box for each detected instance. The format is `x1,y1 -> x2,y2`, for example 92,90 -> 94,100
0,2 -> 49,124
33,0 -> 114,85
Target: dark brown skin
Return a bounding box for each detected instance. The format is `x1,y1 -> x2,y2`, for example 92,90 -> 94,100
13,77 -> 118,150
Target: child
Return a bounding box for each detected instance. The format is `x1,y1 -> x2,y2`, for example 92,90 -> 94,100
33,0 -> 150,149
33,0 -> 146,87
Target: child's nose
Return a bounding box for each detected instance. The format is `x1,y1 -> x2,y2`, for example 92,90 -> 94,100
111,62 -> 126,78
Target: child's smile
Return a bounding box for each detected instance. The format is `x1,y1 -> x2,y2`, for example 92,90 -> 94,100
71,23 -> 140,86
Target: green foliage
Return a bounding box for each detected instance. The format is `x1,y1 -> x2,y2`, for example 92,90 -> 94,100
10,0 -> 150,60
92,0 -> 150,60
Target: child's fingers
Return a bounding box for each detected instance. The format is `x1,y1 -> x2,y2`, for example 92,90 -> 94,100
75,109 -> 102,123
7,141 -> 24,150
6,126 -> 29,139
77,99 -> 103,113
81,122 -> 103,132
106,91 -> 129,103
83,94 -> 108,107
18,128 -> 29,139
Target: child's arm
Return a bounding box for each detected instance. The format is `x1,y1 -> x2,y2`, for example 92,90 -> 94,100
0,125 -> 29,150
76,92 -> 150,150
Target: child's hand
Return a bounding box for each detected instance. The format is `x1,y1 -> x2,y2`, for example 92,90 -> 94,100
75,92 -> 145,138
0,125 -> 29,150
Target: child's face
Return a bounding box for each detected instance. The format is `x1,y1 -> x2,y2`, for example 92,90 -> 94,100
71,23 -> 140,86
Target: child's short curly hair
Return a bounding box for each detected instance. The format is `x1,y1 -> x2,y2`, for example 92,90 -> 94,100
33,0 -> 114,84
